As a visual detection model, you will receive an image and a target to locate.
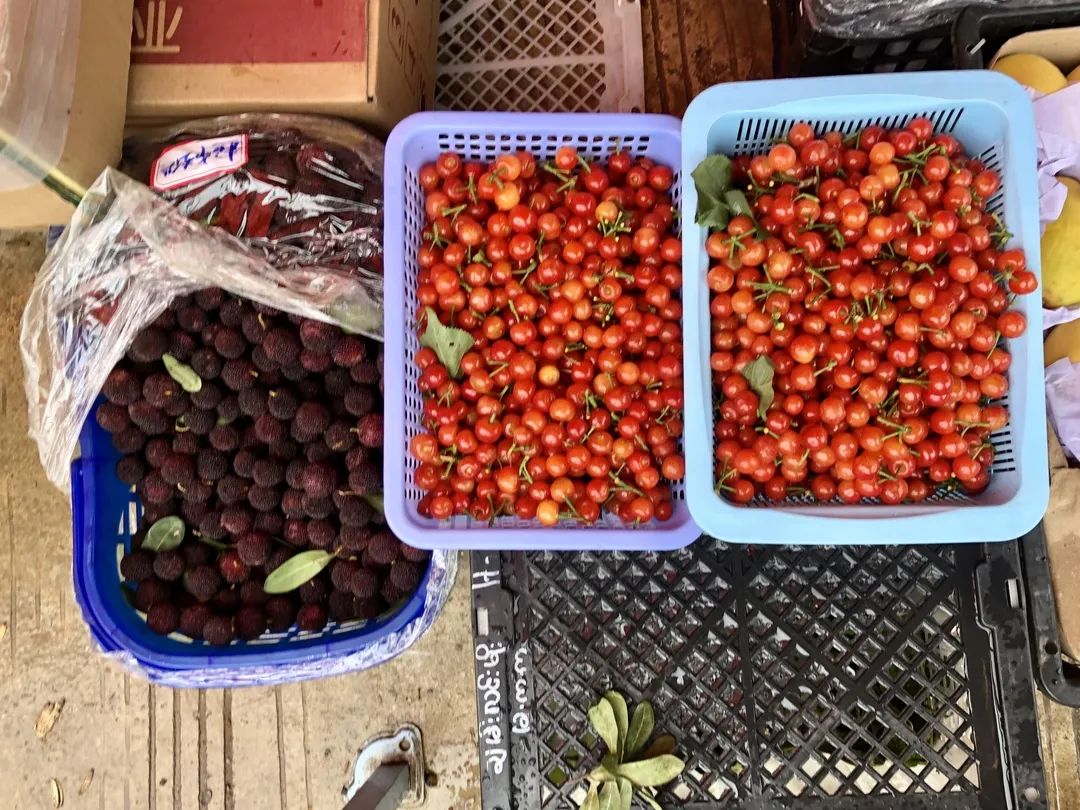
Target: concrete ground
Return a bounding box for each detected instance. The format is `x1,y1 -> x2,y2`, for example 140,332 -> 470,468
1040,692 -> 1080,810
0,231 -> 480,810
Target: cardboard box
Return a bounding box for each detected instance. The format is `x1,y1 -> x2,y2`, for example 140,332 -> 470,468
990,26 -> 1080,75
0,0 -> 132,228
127,0 -> 439,134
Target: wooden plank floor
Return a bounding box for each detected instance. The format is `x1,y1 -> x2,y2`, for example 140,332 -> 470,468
641,0 -> 773,115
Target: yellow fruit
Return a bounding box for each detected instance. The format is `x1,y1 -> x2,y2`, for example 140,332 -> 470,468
1045,319 -> 1080,367
993,53 -> 1068,94
1043,177 -> 1080,308
1069,64 -> 1080,85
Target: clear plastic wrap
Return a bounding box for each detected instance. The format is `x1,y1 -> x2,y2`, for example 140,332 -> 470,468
803,0 -> 1067,39
122,114 -> 385,278
21,167 -> 383,492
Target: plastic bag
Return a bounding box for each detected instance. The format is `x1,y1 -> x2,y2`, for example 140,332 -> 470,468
1046,358 -> 1080,462
121,113 -> 385,279
803,0 -> 1067,39
21,167 -> 382,493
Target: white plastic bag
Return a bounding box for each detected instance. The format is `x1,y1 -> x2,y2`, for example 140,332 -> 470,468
21,167 -> 383,492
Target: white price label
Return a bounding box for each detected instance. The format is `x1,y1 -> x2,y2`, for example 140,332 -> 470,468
150,135 -> 249,191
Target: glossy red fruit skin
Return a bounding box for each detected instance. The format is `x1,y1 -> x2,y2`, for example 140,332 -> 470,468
700,121 -> 1032,507
410,147 -> 686,526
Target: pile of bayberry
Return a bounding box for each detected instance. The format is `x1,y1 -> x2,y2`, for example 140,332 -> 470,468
697,118 -> 1036,505
408,146 -> 686,526
96,290 -> 427,645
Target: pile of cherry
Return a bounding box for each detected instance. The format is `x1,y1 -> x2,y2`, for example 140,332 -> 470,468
408,147 -> 686,526
704,118 -> 1035,505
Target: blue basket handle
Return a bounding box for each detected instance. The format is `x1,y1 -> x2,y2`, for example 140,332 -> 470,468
761,94 -> 958,117
685,72 -> 1030,127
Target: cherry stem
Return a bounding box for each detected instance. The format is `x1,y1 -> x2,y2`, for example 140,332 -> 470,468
608,471 -> 645,497
877,417 -> 908,432
814,360 -> 838,377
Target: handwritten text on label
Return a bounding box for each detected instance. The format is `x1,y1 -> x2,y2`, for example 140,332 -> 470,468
151,135 -> 249,191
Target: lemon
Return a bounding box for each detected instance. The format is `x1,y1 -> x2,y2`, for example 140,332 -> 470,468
993,53 -> 1068,94
1069,64 -> 1080,85
1043,177 -> 1080,308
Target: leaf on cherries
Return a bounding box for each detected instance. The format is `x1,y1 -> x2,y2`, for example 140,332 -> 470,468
692,155 -> 765,239
419,306 -> 474,379
740,355 -> 775,418
691,155 -> 734,229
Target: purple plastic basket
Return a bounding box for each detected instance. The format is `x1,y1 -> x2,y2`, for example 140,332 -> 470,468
383,112 -> 700,550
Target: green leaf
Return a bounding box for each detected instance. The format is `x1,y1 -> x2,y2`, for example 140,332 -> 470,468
587,768 -> 613,786
263,550 -> 335,594
362,493 -> 384,514
588,765 -> 615,784
326,300 -> 381,337
581,784 -> 600,810
692,155 -> 734,228
625,701 -> 655,759
696,194 -> 731,229
588,698 -> 619,758
639,791 -> 663,810
420,306 -> 474,379
604,692 -> 629,761
616,778 -> 633,810
598,782 -> 620,810
162,354 -> 203,393
692,155 -> 732,201
723,189 -> 753,218
640,734 -> 676,759
613,754 -> 685,788
143,516 -> 185,552
740,355 -> 775,418
727,187 -> 768,240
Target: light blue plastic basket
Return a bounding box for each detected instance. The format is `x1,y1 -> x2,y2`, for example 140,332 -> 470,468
383,112 -> 700,550
681,72 -> 1048,544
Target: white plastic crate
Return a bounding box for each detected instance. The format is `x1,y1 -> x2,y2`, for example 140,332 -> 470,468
436,0 -> 644,113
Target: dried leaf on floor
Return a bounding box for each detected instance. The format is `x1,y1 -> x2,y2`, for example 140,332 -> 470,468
35,699 -> 65,739
50,778 -> 63,808
78,770 -> 94,795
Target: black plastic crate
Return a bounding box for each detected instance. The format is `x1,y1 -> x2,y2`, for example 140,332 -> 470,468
953,3 -> 1080,69
770,0 -> 955,76
1018,523 -> 1080,707
472,542 -> 1046,809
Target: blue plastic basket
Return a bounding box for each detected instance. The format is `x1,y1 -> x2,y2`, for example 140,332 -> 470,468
71,403 -> 433,682
681,72 -> 1048,544
383,112 -> 700,550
